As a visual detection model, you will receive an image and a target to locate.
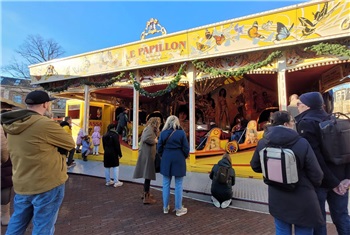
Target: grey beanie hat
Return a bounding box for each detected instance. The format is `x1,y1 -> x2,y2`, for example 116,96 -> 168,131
299,92 -> 324,109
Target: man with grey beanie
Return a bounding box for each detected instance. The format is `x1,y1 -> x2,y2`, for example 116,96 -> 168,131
295,91 -> 350,235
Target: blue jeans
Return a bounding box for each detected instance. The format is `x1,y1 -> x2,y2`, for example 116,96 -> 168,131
93,145 -> 99,154
5,183 -> 65,235
275,218 -> 313,235
314,187 -> 350,235
105,167 -> 118,183
162,176 -> 184,210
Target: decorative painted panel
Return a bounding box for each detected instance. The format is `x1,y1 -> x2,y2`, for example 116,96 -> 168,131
29,0 -> 349,85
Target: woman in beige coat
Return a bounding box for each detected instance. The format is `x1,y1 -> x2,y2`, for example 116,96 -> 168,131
133,117 -> 160,204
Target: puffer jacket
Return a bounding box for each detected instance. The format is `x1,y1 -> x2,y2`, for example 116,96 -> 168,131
1,109 -> 75,195
251,125 -> 324,228
92,126 -> 101,146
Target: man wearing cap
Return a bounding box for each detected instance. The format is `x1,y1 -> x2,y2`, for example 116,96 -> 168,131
295,91 -> 350,235
0,90 -> 75,235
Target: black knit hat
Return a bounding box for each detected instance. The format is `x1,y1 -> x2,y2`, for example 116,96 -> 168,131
25,90 -> 56,104
299,92 -> 324,110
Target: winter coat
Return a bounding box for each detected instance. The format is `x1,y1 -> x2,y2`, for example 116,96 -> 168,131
60,121 -> 72,135
76,129 -> 85,145
295,109 -> 350,188
92,126 -> 101,146
116,112 -> 128,134
133,125 -> 157,180
250,125 -> 324,228
1,158 -> 13,189
209,157 -> 235,203
0,109 -> 75,195
1,125 -> 9,164
81,139 -> 91,153
102,130 -> 122,168
157,128 -> 189,177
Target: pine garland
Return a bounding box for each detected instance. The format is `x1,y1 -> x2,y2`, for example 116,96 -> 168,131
192,51 -> 283,78
130,62 -> 187,98
304,42 -> 350,57
41,72 -> 125,92
40,42 -> 349,95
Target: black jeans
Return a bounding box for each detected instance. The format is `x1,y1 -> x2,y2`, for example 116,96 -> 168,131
144,179 -> 151,193
67,148 -> 75,165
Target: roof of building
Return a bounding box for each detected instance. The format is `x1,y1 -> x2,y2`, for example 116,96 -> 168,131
0,76 -> 37,87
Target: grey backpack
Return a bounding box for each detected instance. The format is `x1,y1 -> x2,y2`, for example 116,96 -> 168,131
259,147 -> 299,191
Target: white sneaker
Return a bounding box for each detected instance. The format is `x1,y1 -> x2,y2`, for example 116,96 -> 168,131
114,181 -> 123,187
105,181 -> 114,186
211,196 -> 220,208
176,206 -> 187,217
163,205 -> 170,214
221,199 -> 232,209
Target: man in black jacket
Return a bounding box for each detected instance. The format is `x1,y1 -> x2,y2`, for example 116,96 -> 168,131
295,91 -> 350,235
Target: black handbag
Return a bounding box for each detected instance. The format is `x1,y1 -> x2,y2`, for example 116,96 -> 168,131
155,130 -> 176,173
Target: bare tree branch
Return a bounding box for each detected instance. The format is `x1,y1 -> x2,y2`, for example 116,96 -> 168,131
1,34 -> 65,79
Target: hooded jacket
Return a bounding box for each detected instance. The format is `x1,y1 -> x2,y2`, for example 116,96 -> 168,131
209,157 -> 235,203
251,125 -> 324,228
92,126 -> 101,146
1,109 -> 75,195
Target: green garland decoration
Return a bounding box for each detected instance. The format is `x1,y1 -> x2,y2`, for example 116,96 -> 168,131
130,62 -> 187,98
41,42 -> 349,94
192,51 -> 283,78
41,72 -> 125,92
304,42 -> 350,57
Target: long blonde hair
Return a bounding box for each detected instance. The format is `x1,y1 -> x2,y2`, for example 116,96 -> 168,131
162,115 -> 180,131
146,117 -> 161,135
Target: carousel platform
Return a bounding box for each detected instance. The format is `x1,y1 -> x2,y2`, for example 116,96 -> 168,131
74,143 -> 261,179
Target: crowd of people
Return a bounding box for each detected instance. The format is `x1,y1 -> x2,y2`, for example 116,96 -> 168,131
0,90 -> 349,234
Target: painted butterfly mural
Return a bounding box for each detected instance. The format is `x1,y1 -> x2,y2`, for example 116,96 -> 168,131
275,22 -> 294,41
234,23 -> 244,34
248,21 -> 265,39
213,34 -> 226,46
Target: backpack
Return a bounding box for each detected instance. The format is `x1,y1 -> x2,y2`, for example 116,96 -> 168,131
259,147 -> 299,191
303,112 -> 350,165
214,166 -> 231,185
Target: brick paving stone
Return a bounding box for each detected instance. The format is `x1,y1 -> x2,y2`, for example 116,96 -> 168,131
1,174 -> 337,235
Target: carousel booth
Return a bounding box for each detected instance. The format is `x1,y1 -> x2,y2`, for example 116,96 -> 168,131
65,99 -> 115,155
29,0 -> 350,177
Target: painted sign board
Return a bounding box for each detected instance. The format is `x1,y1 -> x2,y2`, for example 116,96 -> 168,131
29,0 -> 349,85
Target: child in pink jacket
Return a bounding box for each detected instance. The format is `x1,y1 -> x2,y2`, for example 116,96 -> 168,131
91,126 -> 101,155
76,128 -> 86,153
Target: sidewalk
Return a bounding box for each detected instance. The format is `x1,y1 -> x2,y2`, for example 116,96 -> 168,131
1,172 -> 337,235
0,159 -> 339,234
67,159 -> 348,220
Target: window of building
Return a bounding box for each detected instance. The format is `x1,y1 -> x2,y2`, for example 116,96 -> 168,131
13,95 -> 22,104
